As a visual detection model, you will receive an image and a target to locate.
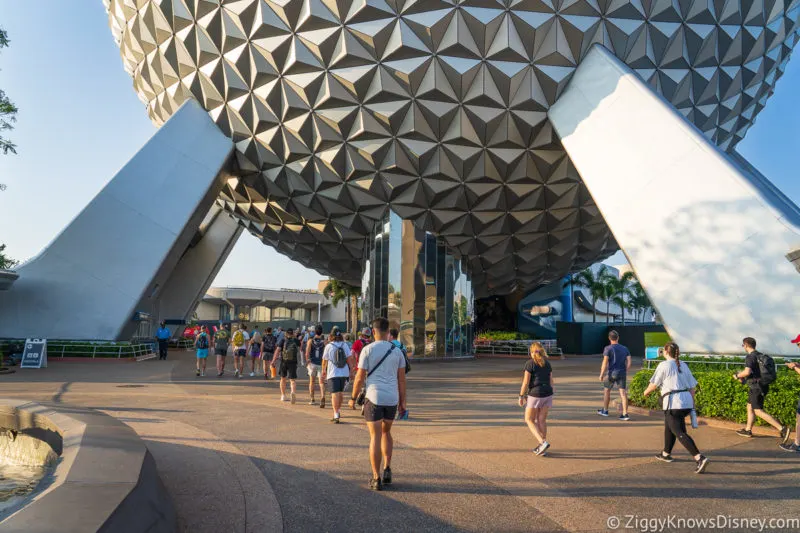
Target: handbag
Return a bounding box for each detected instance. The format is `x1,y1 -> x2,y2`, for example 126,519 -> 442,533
356,345 -> 395,406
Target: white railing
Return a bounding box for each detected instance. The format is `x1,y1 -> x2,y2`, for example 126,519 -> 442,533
1,340 -> 157,360
473,339 -> 563,357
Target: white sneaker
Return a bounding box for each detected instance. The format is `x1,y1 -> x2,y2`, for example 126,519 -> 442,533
234,369 -> 239,377
250,372 -> 255,377
281,395 -> 287,402
201,371 -> 205,377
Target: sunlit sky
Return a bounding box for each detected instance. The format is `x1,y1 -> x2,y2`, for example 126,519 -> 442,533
1,3 -> 799,290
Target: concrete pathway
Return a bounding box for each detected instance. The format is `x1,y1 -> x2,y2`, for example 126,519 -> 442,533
1,354 -> 799,533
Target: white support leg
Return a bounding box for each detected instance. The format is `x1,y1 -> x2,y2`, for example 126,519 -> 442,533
0,100 -> 233,340
549,45 -> 800,355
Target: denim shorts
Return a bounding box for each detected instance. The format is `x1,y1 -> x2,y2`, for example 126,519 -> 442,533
604,371 -> 627,390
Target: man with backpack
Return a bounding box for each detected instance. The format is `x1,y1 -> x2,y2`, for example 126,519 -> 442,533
305,325 -> 327,407
733,337 -> 791,443
351,327 -> 372,365
780,334 -> 800,453
214,324 -> 230,377
261,327 -> 277,380
273,328 -> 301,404
597,330 -> 632,420
231,324 -> 249,379
322,327 -> 354,423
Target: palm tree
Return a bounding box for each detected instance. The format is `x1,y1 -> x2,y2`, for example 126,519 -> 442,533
573,266 -> 610,323
322,279 -> 361,333
628,280 -> 653,323
602,270 -> 635,324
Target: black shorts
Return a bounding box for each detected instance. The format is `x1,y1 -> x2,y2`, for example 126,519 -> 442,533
364,399 -> 397,422
279,361 -> 298,379
748,383 -> 769,410
328,377 -> 347,393
215,348 -> 227,356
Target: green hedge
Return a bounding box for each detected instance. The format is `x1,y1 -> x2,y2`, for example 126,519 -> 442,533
629,368 -> 800,426
644,355 -> 795,373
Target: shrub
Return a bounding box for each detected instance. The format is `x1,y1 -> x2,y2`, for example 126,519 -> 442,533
629,367 -> 800,426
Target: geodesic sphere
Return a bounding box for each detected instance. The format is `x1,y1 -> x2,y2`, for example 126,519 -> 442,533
105,0 -> 800,295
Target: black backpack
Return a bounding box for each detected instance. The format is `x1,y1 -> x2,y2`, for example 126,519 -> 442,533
197,333 -> 209,350
755,351 -> 777,386
334,344 -> 348,368
310,337 -> 325,363
263,334 -> 276,353
283,338 -> 299,362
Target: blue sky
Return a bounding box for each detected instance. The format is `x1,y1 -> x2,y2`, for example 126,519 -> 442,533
1,3 -> 799,288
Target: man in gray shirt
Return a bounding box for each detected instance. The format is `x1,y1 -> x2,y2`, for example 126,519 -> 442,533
349,317 -> 407,491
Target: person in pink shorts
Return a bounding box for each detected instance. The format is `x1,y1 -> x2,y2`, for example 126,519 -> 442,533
518,342 -> 554,456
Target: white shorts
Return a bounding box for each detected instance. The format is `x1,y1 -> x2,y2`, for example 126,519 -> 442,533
307,363 -> 322,377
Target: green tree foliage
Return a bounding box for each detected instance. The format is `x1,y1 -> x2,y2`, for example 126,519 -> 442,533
0,244 -> 17,270
0,28 -> 17,156
602,270 -> 635,324
573,266 -> 654,323
322,279 -> 361,333
1,27 -> 17,267
572,265 -> 609,323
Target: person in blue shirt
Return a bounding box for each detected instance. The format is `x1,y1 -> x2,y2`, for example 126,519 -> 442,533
155,321 -> 171,360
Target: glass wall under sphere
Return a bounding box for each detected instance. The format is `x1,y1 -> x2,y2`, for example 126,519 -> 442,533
362,211 -> 473,358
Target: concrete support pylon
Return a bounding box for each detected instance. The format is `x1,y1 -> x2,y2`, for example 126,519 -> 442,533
150,204 -> 243,327
548,45 -> 800,355
0,100 -> 234,340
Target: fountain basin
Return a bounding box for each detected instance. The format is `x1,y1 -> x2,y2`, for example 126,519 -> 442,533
0,399 -> 175,532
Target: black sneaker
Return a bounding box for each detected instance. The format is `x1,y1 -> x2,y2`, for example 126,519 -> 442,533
195,369 -> 200,377
382,467 -> 392,485
369,477 -> 383,491
735,428 -> 752,438
780,425 -> 791,444
695,455 -> 709,474
655,452 -> 674,463
778,442 -> 798,452
619,413 -> 630,421
331,416 -> 340,424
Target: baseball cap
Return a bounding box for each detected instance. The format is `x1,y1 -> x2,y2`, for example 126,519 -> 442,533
362,327 -> 372,336
791,334 -> 800,344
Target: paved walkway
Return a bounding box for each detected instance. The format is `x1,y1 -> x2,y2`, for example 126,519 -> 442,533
2,354 -> 799,532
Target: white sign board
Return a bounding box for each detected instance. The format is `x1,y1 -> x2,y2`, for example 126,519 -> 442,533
20,338 -> 47,369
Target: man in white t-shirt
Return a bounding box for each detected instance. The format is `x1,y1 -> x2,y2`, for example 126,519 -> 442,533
322,327 -> 354,423
348,317 -> 406,491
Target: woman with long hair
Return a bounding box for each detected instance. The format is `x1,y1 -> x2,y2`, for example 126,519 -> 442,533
643,342 -> 709,473
518,342 -> 554,456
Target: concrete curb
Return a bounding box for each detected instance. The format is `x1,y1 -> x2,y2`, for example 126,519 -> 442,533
0,399 -> 176,532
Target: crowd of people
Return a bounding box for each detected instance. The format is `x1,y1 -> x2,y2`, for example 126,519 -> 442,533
517,331 -> 800,474
170,319 -> 800,489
